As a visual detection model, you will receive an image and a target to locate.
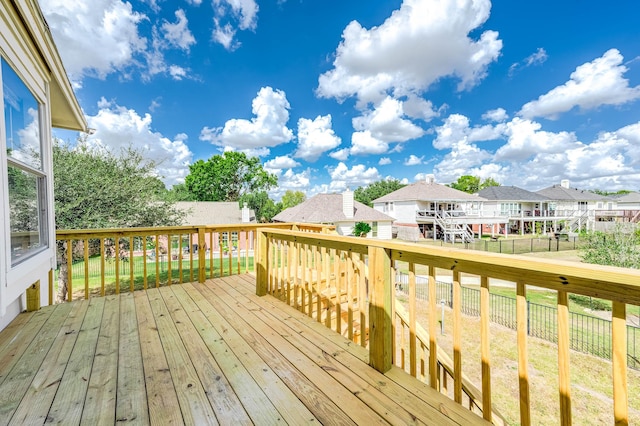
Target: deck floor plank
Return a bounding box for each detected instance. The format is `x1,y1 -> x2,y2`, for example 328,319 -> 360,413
146,288 -> 218,425
9,301 -> 90,425
0,274 -> 490,426
81,295 -> 120,426
158,286 -> 253,425
228,274 -> 488,425
115,293 -> 149,424
197,280 -> 386,425
134,290 -> 183,425
1,301 -> 79,424
47,297 -> 105,425
181,283 -> 316,425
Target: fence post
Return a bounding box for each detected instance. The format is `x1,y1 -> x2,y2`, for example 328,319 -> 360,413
368,245 -> 393,374
256,229 -> 269,296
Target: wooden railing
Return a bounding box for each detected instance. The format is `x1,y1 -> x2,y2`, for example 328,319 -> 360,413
51,223 -> 333,304
255,228 -> 640,425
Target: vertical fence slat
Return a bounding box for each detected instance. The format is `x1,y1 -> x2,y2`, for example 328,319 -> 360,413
83,238 -> 89,300
167,234 -> 172,285
557,290 -> 572,426
517,281 -> 531,426
480,275 -> 492,422
129,236 -> 134,292
612,301 -> 628,425
114,237 -> 120,294
155,235 -> 160,288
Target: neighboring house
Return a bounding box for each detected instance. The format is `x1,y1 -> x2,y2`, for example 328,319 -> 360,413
173,201 -> 256,253
273,190 -> 395,239
372,175 -> 506,242
1,0 -> 87,329
592,192 -> 640,228
536,180 -> 608,232
477,186 -> 560,235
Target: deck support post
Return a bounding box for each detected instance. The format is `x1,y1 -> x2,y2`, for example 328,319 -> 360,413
368,245 -> 393,373
256,229 -> 269,296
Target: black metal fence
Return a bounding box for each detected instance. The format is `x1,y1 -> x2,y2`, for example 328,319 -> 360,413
428,236 -> 581,254
395,272 -> 640,370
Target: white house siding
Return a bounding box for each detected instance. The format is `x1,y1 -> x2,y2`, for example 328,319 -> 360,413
0,1 -> 85,330
335,222 -> 355,236
374,201 -> 417,225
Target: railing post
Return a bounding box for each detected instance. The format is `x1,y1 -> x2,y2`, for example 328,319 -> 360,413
198,227 -> 206,283
368,245 -> 392,374
256,229 -> 269,296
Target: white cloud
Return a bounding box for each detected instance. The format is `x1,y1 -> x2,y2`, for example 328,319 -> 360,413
200,87 -> 294,150
495,117 -> 581,161
508,47 -> 548,77
519,49 -> 640,119
329,148 -> 350,161
85,98 -> 193,186
264,155 -> 301,170
186,0 -> 202,5
482,108 -> 508,122
327,162 -> 381,191
404,154 -> 424,166
433,114 -> 504,149
212,0 -> 259,50
317,0 -> 502,105
402,95 -> 439,121
161,9 -> 196,51
40,0 -> 147,85
295,115 -> 342,162
352,97 -> 425,143
432,140 -> 492,183
378,157 -> 392,165
169,65 -> 189,80
350,131 -> 389,155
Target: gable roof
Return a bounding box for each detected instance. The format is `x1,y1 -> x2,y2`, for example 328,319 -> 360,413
272,194 -> 395,223
536,185 -> 604,201
612,192 -> 640,203
176,202 -> 255,225
372,180 -> 484,203
478,186 -> 551,202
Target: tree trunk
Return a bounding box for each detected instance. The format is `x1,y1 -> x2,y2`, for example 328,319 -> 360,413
56,242 -> 68,303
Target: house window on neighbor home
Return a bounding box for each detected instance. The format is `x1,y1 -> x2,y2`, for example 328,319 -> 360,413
372,221 -> 378,237
383,202 -> 394,213
2,58 -> 47,266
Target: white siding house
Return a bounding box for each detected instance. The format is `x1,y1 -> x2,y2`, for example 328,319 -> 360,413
0,0 -> 87,330
273,190 -> 395,239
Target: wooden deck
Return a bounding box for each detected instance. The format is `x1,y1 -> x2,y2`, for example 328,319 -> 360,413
0,274 -> 489,425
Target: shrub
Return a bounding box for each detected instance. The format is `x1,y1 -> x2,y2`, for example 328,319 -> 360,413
354,222 -> 372,237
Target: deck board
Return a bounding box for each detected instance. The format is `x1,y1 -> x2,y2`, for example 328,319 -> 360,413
0,274 -> 489,425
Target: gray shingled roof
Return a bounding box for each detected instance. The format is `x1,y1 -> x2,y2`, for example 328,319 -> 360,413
372,180 -> 485,203
477,186 -> 551,202
613,192 -> 640,203
272,194 -> 395,223
176,202 -> 255,225
536,185 -> 605,201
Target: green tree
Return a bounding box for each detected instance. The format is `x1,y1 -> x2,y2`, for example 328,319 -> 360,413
239,191 -> 282,223
354,179 -> 406,207
53,139 -> 184,301
448,175 -> 500,194
579,225 -> 640,269
280,190 -> 306,210
165,183 -> 197,201
184,151 -> 277,201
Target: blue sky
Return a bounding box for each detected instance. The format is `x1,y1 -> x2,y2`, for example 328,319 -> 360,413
41,0 -> 640,198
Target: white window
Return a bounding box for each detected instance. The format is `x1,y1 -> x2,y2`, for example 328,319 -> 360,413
2,58 -> 47,266
383,202 -> 394,213
372,222 -> 378,238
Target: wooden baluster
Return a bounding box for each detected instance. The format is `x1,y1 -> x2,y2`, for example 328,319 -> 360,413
114,237 -> 120,294
100,238 -> 106,297
347,252 -> 354,342
612,301 -> 628,425
480,275 -> 492,422
129,236 -> 134,291
453,270 -> 462,404
517,281 -> 531,425
143,236 -> 148,290
155,235 -> 160,288
324,247 -> 331,328
557,290 -> 571,426
409,262 -> 417,377
428,265 -> 438,389
167,234 -> 172,285
84,238 -> 89,300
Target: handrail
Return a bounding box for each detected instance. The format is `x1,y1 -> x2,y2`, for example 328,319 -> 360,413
52,223 -> 333,303
255,227 -> 639,425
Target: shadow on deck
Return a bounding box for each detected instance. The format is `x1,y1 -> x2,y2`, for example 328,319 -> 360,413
0,274 -> 488,425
